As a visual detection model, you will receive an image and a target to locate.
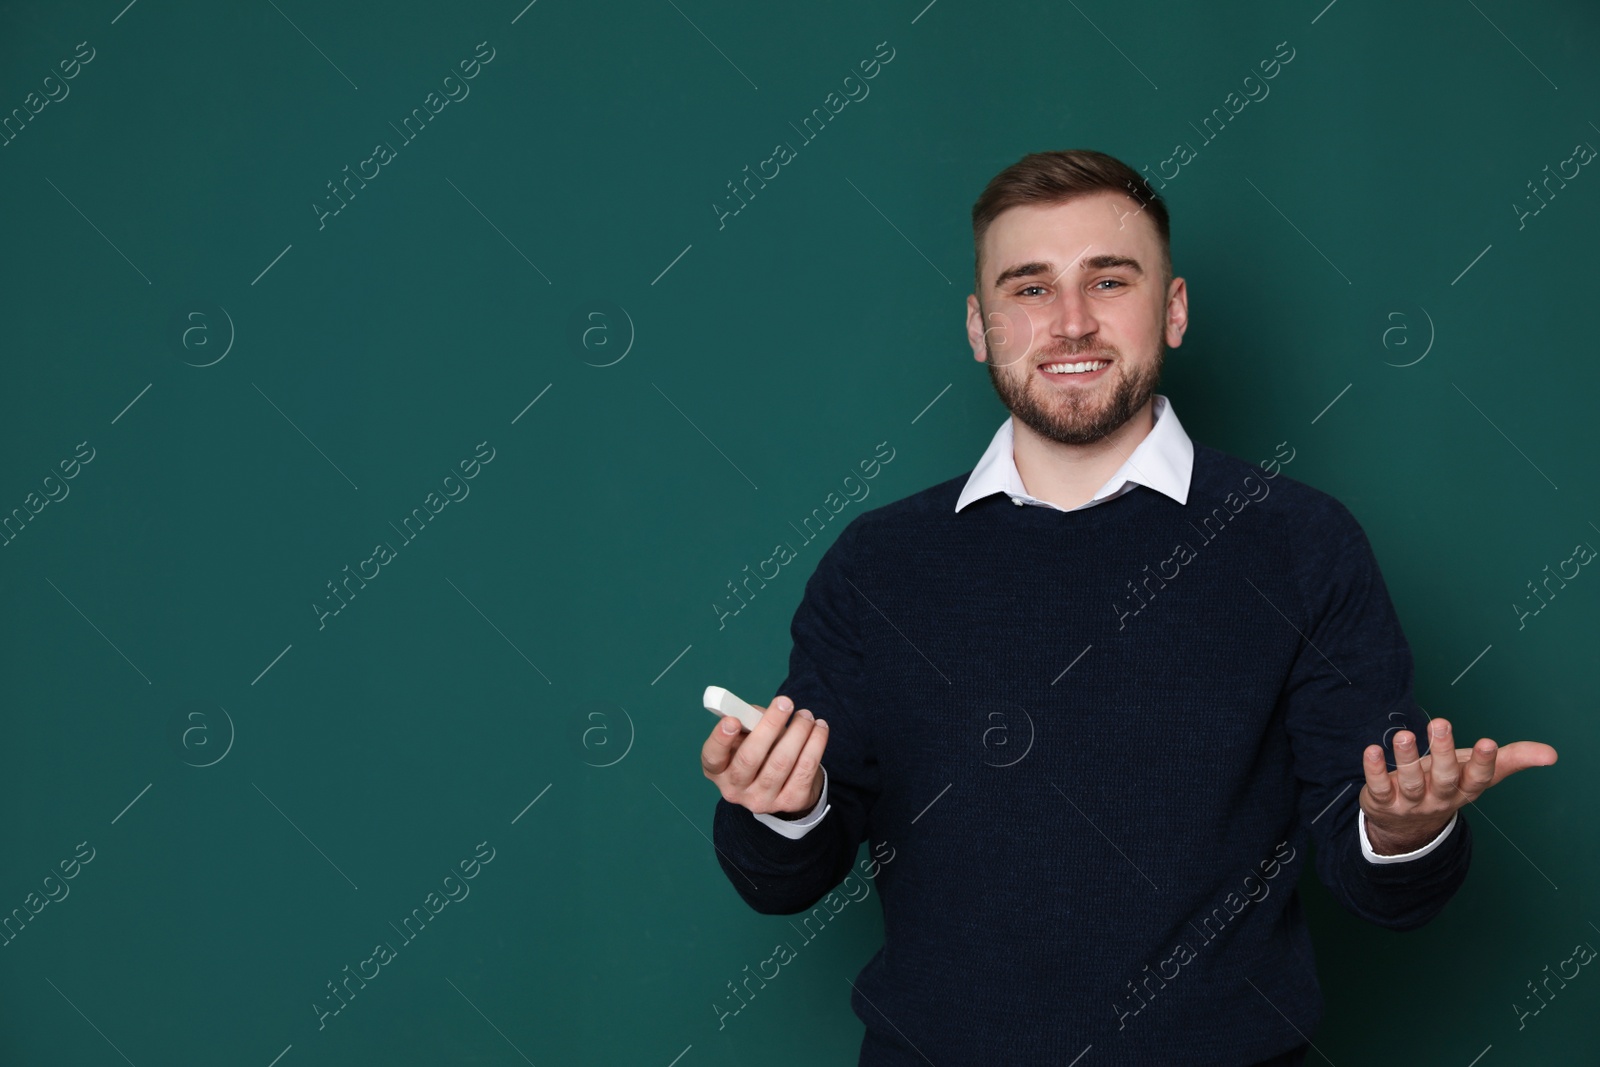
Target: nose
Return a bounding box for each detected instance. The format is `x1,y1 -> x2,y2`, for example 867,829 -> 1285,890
1045,283 -> 1099,349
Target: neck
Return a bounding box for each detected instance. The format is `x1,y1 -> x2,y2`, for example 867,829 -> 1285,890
1011,397 -> 1157,510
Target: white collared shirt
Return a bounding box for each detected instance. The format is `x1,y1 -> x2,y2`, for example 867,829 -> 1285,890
754,393 -> 1456,864
953,392 -> 1193,514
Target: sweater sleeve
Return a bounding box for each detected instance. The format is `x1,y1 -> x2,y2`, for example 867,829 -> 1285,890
710,516 -> 881,915
1280,494 -> 1473,931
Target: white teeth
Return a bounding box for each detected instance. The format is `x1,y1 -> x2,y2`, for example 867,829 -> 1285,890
1042,360 -> 1109,374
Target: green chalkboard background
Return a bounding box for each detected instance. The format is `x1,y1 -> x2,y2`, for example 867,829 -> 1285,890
1,0 -> 1596,1063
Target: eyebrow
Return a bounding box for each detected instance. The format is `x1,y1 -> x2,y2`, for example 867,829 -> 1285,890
991,254 -> 1144,290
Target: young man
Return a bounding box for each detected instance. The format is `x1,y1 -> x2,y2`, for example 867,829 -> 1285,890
701,149 -> 1556,1066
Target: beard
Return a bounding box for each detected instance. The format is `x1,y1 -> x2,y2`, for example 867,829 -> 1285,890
984,332 -> 1165,446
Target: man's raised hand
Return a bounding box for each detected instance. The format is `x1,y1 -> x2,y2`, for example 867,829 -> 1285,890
702,694 -> 829,817
1360,717 -> 1557,855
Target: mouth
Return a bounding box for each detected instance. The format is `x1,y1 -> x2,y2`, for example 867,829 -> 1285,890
1037,358 -> 1111,381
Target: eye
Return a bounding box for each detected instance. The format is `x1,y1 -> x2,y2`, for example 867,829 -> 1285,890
1094,279 -> 1125,290
1016,285 -> 1047,297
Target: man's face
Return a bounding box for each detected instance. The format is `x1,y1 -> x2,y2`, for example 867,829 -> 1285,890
965,191 -> 1185,446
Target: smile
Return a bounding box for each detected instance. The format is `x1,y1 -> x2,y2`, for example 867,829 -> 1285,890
1039,360 -> 1110,376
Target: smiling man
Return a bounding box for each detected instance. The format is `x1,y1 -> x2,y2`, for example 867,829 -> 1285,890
701,149 -> 1557,1066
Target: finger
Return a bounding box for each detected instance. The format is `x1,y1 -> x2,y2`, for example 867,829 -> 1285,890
1362,744 -> 1394,805
1458,738 -> 1498,799
1488,740 -> 1559,787
1392,730 -> 1427,802
724,697 -> 788,789
699,716 -> 745,777
750,708 -> 818,806
774,714 -> 831,813
1427,719 -> 1460,799
1478,739 -> 1555,790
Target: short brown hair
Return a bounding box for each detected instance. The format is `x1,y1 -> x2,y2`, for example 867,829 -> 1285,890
970,149 -> 1171,295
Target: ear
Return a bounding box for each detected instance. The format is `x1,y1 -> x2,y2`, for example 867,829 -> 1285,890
966,293 -> 987,362
1164,276 -> 1188,349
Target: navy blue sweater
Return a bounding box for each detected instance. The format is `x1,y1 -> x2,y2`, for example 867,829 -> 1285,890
711,443 -> 1472,1066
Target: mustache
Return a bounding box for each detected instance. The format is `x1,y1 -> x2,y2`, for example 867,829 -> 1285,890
1038,341 -> 1116,361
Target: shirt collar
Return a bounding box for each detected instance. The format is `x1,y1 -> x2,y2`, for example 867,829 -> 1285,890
954,393 -> 1194,513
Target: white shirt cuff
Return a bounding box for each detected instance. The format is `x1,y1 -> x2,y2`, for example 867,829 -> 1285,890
1358,808 -> 1458,863
751,766 -> 830,839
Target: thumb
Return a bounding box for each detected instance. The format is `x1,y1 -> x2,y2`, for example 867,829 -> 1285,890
1489,740 -> 1558,786
701,716 -> 745,775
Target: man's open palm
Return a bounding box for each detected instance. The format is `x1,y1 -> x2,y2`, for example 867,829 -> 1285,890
1359,717 -> 1558,854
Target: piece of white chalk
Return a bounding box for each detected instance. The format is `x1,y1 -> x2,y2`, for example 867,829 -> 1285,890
703,685 -> 767,732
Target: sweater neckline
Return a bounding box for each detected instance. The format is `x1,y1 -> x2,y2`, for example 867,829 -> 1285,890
953,477 -> 1176,531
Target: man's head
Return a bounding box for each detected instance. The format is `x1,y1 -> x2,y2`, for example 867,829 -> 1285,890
965,149 -> 1186,447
